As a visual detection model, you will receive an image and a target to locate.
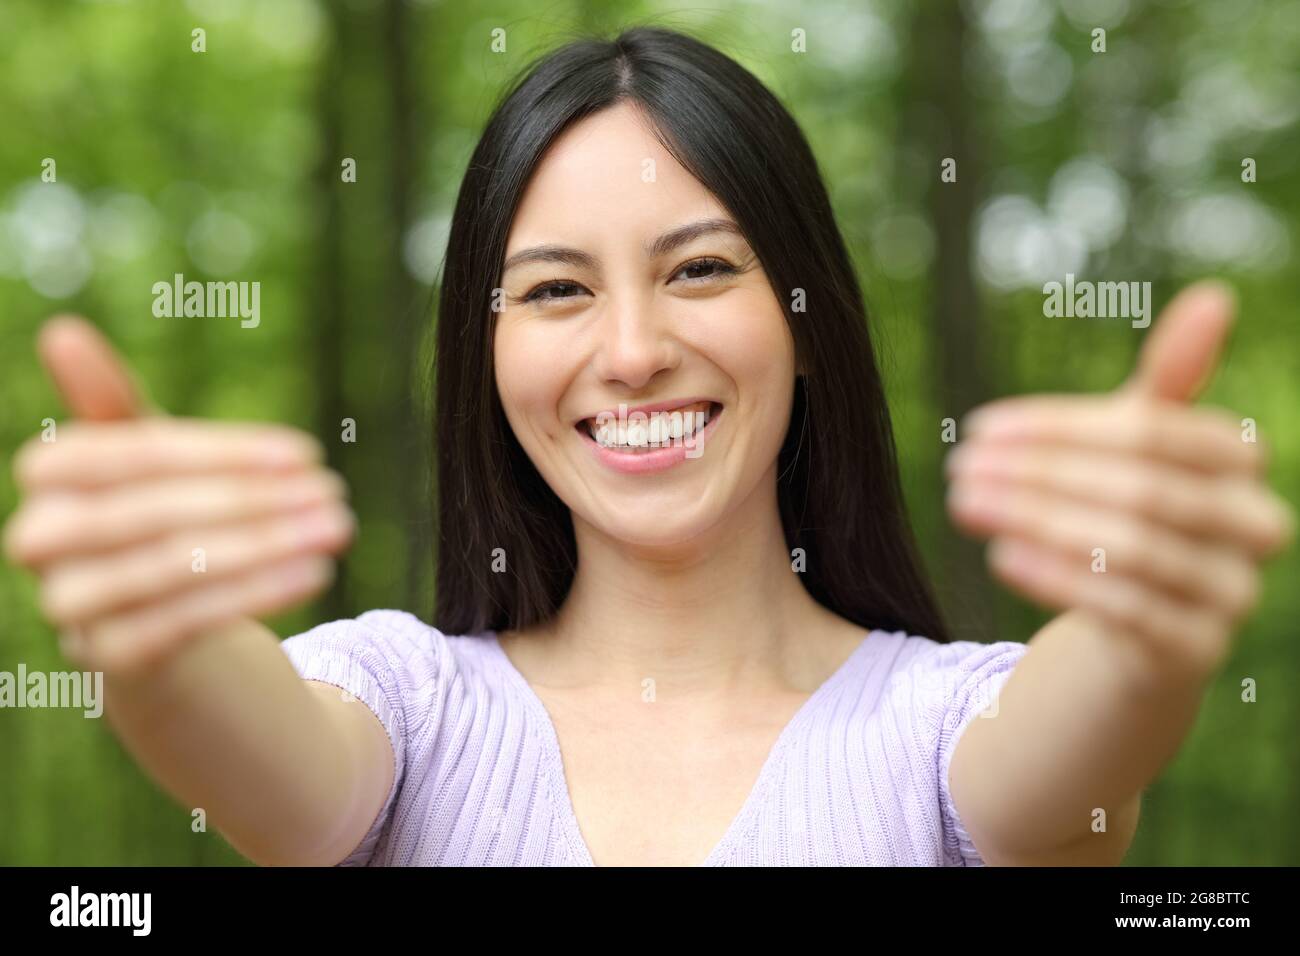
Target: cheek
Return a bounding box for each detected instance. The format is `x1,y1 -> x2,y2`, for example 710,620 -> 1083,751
493,319 -> 569,439
699,290 -> 795,406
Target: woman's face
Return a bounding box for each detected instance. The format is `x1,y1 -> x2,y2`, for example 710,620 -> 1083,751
493,102 -> 796,549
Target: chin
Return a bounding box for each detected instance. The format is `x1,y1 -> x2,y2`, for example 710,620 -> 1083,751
582,497 -> 723,552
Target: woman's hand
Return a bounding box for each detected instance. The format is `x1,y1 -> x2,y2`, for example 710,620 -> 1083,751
945,281 -> 1295,684
2,316 -> 354,675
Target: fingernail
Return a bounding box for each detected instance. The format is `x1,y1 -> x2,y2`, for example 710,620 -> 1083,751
964,408 -> 1019,437
263,434 -> 319,467
963,407 -> 996,435
989,537 -> 1037,577
950,483 -> 1005,521
944,443 -> 970,477
298,509 -> 344,546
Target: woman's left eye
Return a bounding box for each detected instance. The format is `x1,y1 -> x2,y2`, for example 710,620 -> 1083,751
673,257 -> 738,283
522,280 -> 588,304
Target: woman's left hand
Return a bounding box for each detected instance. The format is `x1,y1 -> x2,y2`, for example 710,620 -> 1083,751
945,281 -> 1295,683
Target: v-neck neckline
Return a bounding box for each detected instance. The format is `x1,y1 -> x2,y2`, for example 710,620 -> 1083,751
483,629 -> 875,867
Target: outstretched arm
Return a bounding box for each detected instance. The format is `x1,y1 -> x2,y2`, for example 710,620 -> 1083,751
4,317 -> 388,865
944,282 -> 1295,865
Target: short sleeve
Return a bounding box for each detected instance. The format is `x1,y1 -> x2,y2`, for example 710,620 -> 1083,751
278,609 -> 435,866
928,639 -> 1029,866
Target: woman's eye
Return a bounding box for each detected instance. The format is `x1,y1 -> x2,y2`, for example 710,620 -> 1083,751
523,281 -> 587,304
518,258 -> 737,305
674,257 -> 738,283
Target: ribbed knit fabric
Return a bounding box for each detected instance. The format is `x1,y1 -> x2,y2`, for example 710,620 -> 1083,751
278,608 -> 1028,866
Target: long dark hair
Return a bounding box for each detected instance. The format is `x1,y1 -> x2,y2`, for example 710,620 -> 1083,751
433,26 -> 950,643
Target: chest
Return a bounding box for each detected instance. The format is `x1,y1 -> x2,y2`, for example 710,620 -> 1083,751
540,693 -> 807,867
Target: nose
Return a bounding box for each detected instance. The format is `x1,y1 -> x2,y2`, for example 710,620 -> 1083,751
590,289 -> 679,390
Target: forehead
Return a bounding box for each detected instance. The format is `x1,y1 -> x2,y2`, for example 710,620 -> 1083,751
506,102 -> 728,252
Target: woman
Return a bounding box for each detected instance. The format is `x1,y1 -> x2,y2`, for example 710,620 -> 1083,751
4,27 -> 1292,867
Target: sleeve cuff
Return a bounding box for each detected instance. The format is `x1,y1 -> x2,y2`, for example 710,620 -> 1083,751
937,642 -> 1026,866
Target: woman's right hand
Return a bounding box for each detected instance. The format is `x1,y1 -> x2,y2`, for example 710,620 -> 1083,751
2,315 -> 354,676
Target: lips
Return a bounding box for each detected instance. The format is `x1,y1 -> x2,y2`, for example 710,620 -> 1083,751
575,398 -> 725,474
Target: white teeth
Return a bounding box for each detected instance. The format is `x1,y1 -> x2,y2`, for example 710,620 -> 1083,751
586,403 -> 715,449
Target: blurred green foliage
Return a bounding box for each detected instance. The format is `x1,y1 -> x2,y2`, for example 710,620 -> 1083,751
1,0 -> 1296,865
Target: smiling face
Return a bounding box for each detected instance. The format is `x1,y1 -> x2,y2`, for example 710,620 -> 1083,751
493,101 -> 797,549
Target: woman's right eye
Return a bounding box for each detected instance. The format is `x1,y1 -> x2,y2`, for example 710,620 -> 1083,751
523,280 -> 587,303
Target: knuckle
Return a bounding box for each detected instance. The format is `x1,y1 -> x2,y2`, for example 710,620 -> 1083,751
119,541 -> 171,604
134,432 -> 172,474
1110,522 -> 1146,568
1128,470 -> 1164,518
260,513 -> 303,554
264,425 -> 324,465
2,506 -> 35,563
1188,615 -> 1232,673
1128,405 -> 1159,455
13,438 -> 54,490
1221,563 -> 1260,619
334,506 -> 356,547
92,610 -> 165,674
1218,483 -> 1285,557
297,430 -> 326,463
1202,405 -> 1240,436
1107,578 -> 1146,628
321,468 -> 348,499
137,418 -> 174,445
40,569 -> 90,625
5,498 -> 74,563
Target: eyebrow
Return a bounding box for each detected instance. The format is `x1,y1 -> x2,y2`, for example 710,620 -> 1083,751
501,217 -> 746,276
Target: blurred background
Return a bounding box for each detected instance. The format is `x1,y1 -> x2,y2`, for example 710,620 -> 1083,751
1,0 -> 1297,865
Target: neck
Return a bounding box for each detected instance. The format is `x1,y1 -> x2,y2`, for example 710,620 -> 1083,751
530,467 -> 844,696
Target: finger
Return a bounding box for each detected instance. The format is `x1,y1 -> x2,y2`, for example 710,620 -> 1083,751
12,419 -> 323,491
37,315 -> 156,420
57,625 -> 95,671
961,396 -> 1263,477
4,470 -> 348,566
948,478 -> 1262,620
39,503 -> 354,626
945,442 -> 1294,558
985,536 -> 1232,678
80,555 -> 337,675
1122,280 -> 1236,404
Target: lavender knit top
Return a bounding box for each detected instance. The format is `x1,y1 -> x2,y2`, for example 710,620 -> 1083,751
279,609 -> 1028,866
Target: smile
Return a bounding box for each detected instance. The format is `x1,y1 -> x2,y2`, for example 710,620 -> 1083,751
574,400 -> 725,474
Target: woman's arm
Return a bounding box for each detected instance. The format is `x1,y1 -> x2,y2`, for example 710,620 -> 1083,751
949,610 -> 1187,865
101,618 -> 394,867
4,316 -> 387,865
944,282 -> 1295,865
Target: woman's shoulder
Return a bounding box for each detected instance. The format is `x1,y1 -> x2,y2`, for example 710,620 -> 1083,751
859,627 -> 1028,719
278,608 -> 502,699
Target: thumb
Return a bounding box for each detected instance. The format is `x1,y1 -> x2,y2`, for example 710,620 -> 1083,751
1121,280 -> 1237,404
37,315 -> 157,421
